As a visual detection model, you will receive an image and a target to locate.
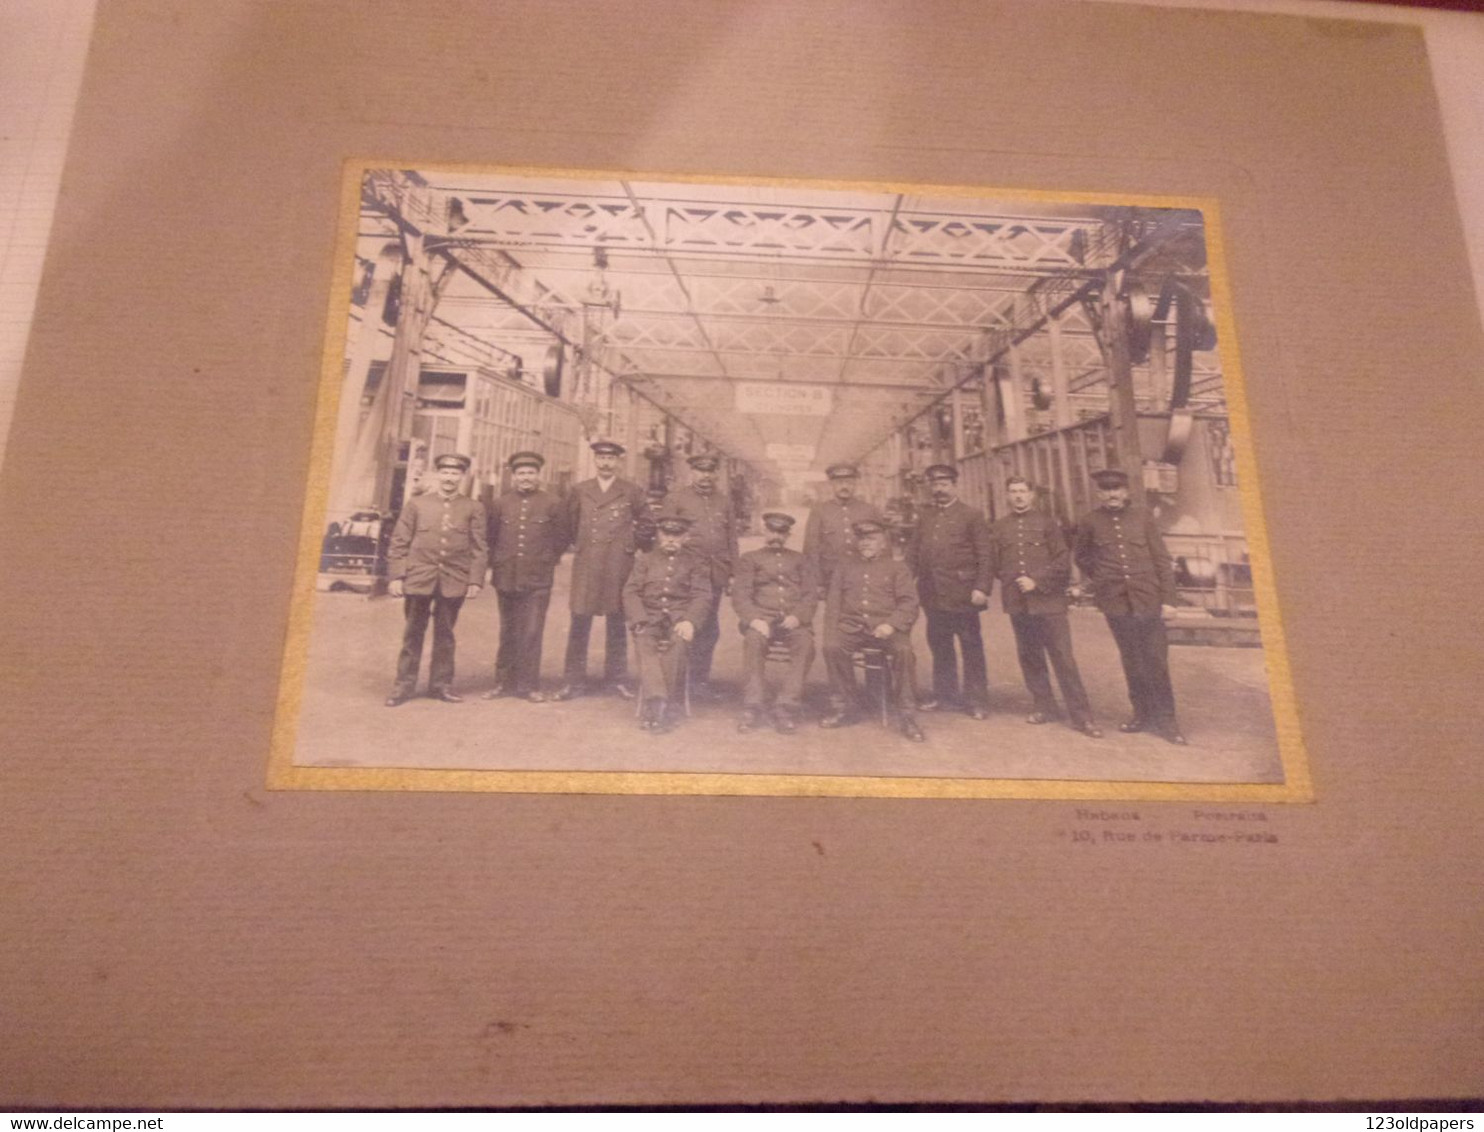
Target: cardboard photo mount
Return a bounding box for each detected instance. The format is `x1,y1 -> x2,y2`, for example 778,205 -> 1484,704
2,0 -> 1482,1109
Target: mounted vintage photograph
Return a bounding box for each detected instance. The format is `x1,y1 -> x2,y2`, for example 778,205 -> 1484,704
269,165 -> 1307,800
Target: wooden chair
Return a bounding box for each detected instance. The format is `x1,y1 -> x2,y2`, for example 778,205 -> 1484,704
852,642 -> 894,727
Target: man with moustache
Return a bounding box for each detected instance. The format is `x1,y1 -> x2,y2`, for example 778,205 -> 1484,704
803,463 -> 880,585
383,452 -> 487,706
907,463 -> 994,720
1074,467 -> 1187,745
623,515 -> 713,734
731,512 -> 818,735
554,439 -> 646,702
481,450 -> 563,704
990,475 -> 1101,738
820,520 -> 924,742
665,453 -> 738,699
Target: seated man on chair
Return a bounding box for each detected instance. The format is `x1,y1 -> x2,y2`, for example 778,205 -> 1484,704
622,515 -> 713,733
732,511 -> 819,735
820,520 -> 925,742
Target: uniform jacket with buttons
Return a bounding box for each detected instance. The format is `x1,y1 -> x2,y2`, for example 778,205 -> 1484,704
1073,505 -> 1177,616
803,497 -> 880,575
386,489 -> 488,597
563,476 -> 647,615
487,488 -> 564,592
732,546 -> 819,627
825,550 -> 919,636
989,508 -> 1073,616
622,547 -> 714,627
667,486 -> 739,589
906,499 -> 994,613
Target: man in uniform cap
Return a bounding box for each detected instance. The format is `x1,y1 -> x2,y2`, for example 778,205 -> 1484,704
555,439 -> 647,701
384,453 -> 487,706
623,514 -> 714,733
1074,467 -> 1187,744
731,512 -> 818,734
990,475 -> 1101,737
821,519 -> 925,741
481,451 -> 563,703
907,463 -> 994,719
803,462 -> 881,586
665,452 -> 739,698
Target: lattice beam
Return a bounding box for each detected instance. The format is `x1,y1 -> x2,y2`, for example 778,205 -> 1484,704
605,336 -> 971,366
432,183 -> 1108,270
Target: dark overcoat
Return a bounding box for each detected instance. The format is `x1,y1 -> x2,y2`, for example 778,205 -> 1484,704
564,477 -> 646,615
907,499 -> 994,613
622,547 -> 714,627
732,546 -> 819,628
989,508 -> 1073,616
1073,505 -> 1178,616
487,488 -> 564,593
825,551 -> 919,636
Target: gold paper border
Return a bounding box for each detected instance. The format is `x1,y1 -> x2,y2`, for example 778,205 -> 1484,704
266,161 -> 1312,804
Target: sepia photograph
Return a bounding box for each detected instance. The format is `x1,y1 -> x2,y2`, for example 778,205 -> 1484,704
270,165 -> 1307,800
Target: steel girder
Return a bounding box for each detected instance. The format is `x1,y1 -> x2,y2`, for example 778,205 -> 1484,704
358,171 -> 1221,476
437,187 -> 1101,270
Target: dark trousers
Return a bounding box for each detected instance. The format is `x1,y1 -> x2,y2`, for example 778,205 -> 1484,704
394,591 -> 465,694
687,589 -> 725,683
495,587 -> 551,694
823,624 -> 918,713
633,624 -> 690,703
1010,612 -> 1093,724
924,608 -> 989,708
563,612 -> 628,684
1105,612 -> 1177,724
740,626 -> 814,708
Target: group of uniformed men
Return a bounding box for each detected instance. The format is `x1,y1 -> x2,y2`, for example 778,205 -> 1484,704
382,439 -> 1187,746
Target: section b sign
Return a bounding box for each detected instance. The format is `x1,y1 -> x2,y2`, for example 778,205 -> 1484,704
735,382 -> 833,417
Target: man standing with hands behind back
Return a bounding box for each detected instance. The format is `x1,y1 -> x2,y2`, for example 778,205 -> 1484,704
803,463 -> 879,586
907,463 -> 994,720
384,452 -> 487,706
990,475 -> 1100,737
1074,467 -> 1186,745
482,450 -> 563,703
